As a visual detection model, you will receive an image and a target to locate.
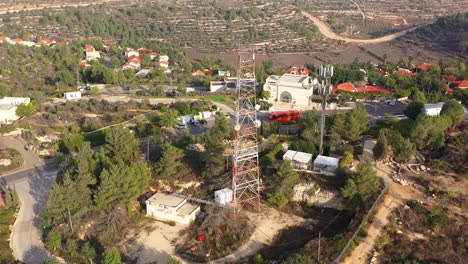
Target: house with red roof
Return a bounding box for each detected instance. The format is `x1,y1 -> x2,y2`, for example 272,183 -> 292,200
441,74 -> 457,83
125,47 -> 139,58
455,80 -> 468,89
333,82 -> 357,95
412,63 -> 432,73
137,48 -> 149,54
285,66 -> 309,76
333,82 -> 389,95
356,85 -> 390,94
149,52 -> 159,60
192,70 -> 205,76
13,38 -> 23,44
85,44 -> 100,61
79,60 -> 91,69
0,36 -> 10,43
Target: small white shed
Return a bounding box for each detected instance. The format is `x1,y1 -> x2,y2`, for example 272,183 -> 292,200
313,155 -> 340,175
215,188 -> 233,205
64,91 -> 82,100
423,102 -> 444,116
283,150 -> 313,170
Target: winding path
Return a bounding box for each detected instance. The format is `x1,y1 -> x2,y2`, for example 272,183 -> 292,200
301,11 -> 417,44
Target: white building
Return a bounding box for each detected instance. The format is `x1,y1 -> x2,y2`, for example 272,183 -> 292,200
313,155 -> 340,175
283,150 -> 313,170
423,102 -> 444,116
264,74 -> 314,108
0,97 -> 31,124
64,91 -> 82,100
85,45 -> 100,61
146,193 -> 200,225
215,188 -> 233,205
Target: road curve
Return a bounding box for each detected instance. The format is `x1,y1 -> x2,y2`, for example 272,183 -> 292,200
301,11 -> 417,44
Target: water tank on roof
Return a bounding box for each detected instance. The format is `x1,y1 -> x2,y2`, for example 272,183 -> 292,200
215,188 -> 233,205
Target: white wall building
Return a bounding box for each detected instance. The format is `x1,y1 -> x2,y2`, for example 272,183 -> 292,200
264,74 -> 314,109
0,97 -> 30,124
313,155 -> 340,175
283,150 -> 313,170
423,102 -> 444,116
64,91 -> 82,100
146,193 -> 200,225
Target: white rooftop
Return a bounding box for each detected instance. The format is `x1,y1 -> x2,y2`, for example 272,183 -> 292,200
146,192 -> 185,208
279,74 -> 309,84
424,102 -> 444,110
283,150 -> 313,164
314,155 -> 340,167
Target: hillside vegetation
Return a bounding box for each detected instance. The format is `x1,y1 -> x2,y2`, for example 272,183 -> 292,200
400,13 -> 468,56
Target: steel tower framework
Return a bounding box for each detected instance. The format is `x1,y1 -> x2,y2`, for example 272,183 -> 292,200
232,51 -> 261,211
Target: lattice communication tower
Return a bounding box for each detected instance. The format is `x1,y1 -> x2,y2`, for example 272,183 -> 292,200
231,51 -> 261,211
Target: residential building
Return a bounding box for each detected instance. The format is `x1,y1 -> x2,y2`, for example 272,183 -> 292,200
125,47 -> 139,58
149,52 -> 159,60
423,102 -> 444,116
19,41 -> 36,47
217,70 -> 231,77
313,155 -> 340,175
264,74 -> 314,108
454,80 -> 468,89
85,44 -> 100,61
333,82 -> 389,95
192,70 -> 205,76
283,150 -> 313,170
285,66 -> 309,76
412,63 -> 432,73
0,97 -> 30,124
146,192 -> 200,225
210,77 -> 238,92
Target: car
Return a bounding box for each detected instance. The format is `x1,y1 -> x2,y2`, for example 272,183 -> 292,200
175,123 -> 187,129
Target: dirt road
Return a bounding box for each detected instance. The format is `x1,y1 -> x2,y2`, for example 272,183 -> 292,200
301,11 -> 417,44
342,163 -> 418,264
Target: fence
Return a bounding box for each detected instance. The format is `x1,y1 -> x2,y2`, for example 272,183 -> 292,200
331,177 -> 389,264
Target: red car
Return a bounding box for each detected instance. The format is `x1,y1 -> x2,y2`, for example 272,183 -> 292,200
269,110 -> 300,123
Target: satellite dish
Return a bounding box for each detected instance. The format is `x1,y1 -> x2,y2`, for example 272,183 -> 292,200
255,120 -> 262,128
234,125 -> 241,131
255,104 -> 261,110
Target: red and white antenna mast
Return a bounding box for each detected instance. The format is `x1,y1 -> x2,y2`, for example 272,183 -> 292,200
231,50 -> 261,212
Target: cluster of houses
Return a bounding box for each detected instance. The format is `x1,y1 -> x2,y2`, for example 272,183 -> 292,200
0,36 -> 61,47
79,44 -> 172,76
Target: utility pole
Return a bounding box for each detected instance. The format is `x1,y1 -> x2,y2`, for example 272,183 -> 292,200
318,231 -> 321,263
316,64 -> 334,155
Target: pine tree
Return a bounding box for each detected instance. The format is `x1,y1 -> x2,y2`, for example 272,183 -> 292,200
45,228 -> 62,252
103,247 -> 122,264
373,131 -> 389,160
104,126 -> 140,164
154,142 -> 186,179
81,241 -> 96,264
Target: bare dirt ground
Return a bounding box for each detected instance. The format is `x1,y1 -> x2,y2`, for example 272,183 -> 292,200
343,162 -> 467,264
127,206 -> 304,264
342,163 -> 418,264
301,11 -> 417,44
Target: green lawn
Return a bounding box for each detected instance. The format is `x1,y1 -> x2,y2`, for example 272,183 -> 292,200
203,95 -> 236,109
0,207 -> 16,262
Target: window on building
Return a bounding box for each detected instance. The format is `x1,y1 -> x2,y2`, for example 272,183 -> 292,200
280,91 -> 292,103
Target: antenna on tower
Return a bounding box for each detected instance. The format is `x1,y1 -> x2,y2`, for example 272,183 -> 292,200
315,64 -> 334,155
231,49 -> 261,212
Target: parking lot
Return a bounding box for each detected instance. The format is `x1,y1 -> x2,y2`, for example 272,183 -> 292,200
364,100 -> 408,118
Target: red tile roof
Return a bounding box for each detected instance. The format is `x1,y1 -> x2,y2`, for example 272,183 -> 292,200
414,63 -> 432,72
446,87 -> 454,94
13,38 -> 23,43
85,44 -> 95,52
0,36 -> 6,41
356,85 -> 390,93
457,80 -> 468,89
285,66 -> 309,76
127,55 -> 142,63
442,74 -> 457,82
192,69 -> 205,76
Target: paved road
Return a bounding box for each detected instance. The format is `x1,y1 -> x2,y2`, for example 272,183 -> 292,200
301,11 -> 417,44
0,136 -> 59,264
